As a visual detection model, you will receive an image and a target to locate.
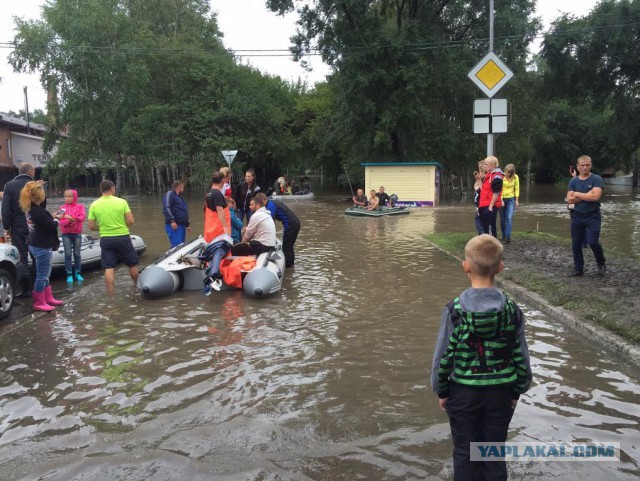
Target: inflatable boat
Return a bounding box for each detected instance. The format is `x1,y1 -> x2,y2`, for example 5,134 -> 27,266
46,234 -> 146,273
344,206 -> 410,217
270,192 -> 315,202
137,236 -> 285,299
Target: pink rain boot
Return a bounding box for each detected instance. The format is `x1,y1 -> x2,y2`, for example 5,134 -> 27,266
33,291 -> 54,312
44,286 -> 64,306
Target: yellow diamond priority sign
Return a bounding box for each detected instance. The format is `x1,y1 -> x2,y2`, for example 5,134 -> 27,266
468,52 -> 513,98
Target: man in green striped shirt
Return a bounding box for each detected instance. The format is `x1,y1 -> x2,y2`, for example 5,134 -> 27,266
431,234 -> 532,480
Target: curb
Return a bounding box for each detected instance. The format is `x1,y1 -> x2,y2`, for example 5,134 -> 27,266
427,241 -> 640,367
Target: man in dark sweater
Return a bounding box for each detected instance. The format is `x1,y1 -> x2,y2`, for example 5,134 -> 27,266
2,163 -> 43,297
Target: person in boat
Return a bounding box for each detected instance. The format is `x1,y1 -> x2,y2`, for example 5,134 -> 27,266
266,198 -> 300,268
353,188 -> 368,207
204,172 -> 231,243
87,180 -> 139,292
19,181 -> 65,311
299,176 -> 311,195
232,168 -> 261,223
231,193 -> 276,257
376,186 -> 391,208
2,162 -> 42,297
366,190 -> 379,211
163,180 -> 191,248
59,189 -> 87,284
274,176 -> 287,195
226,197 -> 244,244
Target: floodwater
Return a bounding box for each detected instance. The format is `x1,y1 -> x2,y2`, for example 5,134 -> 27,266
0,184 -> 639,480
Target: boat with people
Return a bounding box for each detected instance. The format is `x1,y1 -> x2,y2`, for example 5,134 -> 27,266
137,236 -> 285,299
344,206 -> 410,217
44,234 -> 146,273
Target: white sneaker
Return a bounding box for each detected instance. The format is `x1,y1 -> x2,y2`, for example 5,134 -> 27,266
212,279 -> 223,291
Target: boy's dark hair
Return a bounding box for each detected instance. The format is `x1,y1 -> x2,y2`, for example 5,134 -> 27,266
211,171 -> 225,185
465,234 -> 503,277
100,180 -> 115,193
172,180 -> 183,190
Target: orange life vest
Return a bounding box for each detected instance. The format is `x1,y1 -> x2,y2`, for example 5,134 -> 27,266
204,205 -> 231,243
219,256 -> 257,289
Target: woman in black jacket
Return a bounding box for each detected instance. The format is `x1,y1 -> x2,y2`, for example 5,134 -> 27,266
19,181 -> 64,311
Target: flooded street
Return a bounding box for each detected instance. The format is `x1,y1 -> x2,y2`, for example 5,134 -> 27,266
1,186 -> 639,480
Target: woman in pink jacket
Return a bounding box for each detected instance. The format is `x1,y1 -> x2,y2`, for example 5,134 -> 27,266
59,189 -> 86,283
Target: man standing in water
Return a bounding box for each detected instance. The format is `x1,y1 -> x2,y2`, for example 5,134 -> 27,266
88,180 -> 139,292
567,155 -> 606,276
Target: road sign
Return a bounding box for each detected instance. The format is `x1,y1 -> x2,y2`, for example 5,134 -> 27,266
473,98 -> 508,134
468,52 -> 513,98
221,150 -> 238,167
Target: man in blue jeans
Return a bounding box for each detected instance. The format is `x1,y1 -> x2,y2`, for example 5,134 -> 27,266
567,155 -> 606,277
162,180 -> 191,247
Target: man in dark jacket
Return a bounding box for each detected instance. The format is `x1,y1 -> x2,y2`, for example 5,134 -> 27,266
162,180 -> 190,247
266,199 -> 301,268
232,168 -> 261,223
2,163 -> 42,297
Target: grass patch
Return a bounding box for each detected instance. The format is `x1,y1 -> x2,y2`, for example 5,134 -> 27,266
427,231 -> 640,345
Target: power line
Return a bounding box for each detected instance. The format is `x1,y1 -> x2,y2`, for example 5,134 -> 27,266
0,21 -> 637,58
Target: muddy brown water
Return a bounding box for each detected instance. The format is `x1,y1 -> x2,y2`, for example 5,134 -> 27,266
0,185 -> 639,480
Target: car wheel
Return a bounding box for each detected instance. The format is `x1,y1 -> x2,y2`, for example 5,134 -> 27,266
0,267 -> 15,320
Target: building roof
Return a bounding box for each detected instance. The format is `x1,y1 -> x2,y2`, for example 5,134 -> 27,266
361,161 -> 443,169
0,112 -> 48,135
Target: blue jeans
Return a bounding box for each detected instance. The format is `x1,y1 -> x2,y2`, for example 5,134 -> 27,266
571,213 -> 605,272
165,224 -> 186,248
62,233 -> 83,273
237,209 -> 253,224
28,245 -> 53,292
499,197 -> 516,240
474,210 -> 483,235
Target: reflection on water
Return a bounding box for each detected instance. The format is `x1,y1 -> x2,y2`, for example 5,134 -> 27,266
0,191 -> 639,480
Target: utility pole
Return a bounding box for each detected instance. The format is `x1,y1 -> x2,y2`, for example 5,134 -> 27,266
487,0 -> 495,157
23,86 -> 31,134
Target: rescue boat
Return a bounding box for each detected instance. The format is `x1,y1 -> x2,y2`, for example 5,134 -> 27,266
137,236 -> 285,299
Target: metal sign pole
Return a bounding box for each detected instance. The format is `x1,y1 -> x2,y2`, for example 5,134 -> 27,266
487,0 -> 495,157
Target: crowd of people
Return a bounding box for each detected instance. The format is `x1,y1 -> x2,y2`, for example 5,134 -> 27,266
472,153 -> 606,277
0,163 -> 302,310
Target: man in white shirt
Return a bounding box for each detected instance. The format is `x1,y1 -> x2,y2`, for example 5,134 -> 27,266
231,193 -> 276,256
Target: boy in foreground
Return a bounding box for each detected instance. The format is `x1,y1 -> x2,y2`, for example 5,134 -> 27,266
431,234 -> 532,480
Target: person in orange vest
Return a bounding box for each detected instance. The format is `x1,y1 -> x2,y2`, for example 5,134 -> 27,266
204,171 -> 231,243
478,156 -> 504,238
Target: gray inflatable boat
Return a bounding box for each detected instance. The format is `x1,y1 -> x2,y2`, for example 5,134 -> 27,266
137,236 -> 285,299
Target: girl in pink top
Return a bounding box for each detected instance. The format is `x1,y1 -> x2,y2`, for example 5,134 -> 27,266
58,189 -> 86,283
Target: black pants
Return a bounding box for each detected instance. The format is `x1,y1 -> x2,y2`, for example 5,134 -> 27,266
282,222 -> 300,268
479,207 -> 498,238
12,228 -> 33,295
231,241 -> 272,257
446,383 -> 515,481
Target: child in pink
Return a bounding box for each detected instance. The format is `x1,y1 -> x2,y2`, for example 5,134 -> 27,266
58,189 -> 86,283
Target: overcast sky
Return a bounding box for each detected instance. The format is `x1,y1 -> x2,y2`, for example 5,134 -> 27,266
0,0 -> 601,113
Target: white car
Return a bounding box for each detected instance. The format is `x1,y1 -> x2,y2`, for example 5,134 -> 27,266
0,243 -> 19,320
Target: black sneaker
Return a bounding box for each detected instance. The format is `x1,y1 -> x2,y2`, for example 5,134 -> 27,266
597,264 -> 607,276
567,271 -> 584,277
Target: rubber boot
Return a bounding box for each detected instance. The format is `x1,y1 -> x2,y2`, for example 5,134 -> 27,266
66,271 -> 74,284
16,262 -> 33,299
44,286 -> 64,306
75,271 -> 84,282
33,291 -> 54,312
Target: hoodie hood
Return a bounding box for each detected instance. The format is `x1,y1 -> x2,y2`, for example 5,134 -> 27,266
458,287 -> 510,339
